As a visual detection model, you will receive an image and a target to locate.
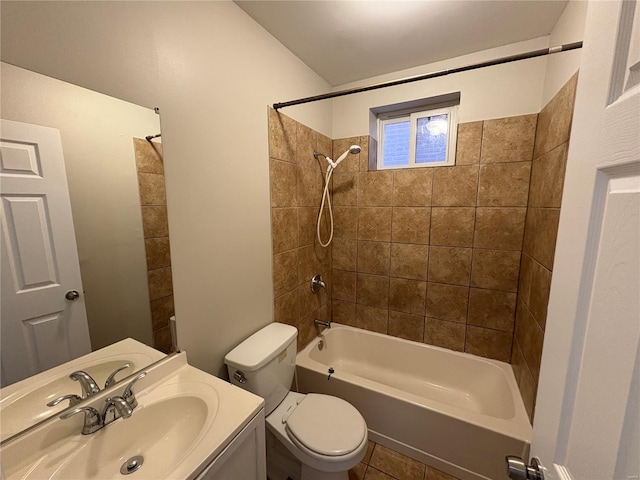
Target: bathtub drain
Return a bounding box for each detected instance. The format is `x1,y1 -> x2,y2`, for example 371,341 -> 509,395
120,455 -> 144,475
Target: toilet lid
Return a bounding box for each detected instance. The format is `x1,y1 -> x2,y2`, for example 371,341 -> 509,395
284,394 -> 366,457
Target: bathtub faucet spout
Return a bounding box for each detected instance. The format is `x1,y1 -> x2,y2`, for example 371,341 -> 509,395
314,319 -> 331,329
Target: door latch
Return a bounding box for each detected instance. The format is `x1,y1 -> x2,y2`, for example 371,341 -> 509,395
506,456 -> 545,480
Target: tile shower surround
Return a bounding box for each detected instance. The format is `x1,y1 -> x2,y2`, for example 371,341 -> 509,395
133,138 -> 174,353
269,72 -> 577,422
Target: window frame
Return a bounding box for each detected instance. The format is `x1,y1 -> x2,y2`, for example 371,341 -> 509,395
377,104 -> 458,170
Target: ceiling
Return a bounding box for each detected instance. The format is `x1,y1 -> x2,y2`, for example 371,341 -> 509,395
235,0 -> 568,86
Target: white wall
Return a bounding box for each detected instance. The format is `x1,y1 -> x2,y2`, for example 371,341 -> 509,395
331,37 -> 550,139
541,0 -> 588,106
1,1 -> 332,376
1,63 -> 157,350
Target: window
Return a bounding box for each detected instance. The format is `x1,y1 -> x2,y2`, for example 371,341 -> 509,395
377,104 -> 458,170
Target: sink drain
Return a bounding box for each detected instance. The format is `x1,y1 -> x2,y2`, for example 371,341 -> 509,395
120,455 -> 144,475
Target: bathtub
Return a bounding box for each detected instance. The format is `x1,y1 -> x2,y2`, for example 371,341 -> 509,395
296,324 -> 531,480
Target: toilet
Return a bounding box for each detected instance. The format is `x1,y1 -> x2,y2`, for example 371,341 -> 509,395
225,323 -> 367,480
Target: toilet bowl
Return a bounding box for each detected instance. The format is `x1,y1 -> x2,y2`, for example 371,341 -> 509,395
224,323 -> 367,480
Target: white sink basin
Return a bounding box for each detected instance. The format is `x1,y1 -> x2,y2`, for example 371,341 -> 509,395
1,352 -> 265,480
0,339 -> 164,442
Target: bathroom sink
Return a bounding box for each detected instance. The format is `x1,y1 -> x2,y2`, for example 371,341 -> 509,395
1,352 -> 265,480
50,394 -> 211,479
0,338 -> 165,442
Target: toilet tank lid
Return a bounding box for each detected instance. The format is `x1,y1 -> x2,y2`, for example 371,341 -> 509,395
225,323 -> 297,372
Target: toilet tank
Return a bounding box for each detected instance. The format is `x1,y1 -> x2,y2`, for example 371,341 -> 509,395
224,323 -> 297,415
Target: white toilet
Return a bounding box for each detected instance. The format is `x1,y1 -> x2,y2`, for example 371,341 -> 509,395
225,323 -> 367,480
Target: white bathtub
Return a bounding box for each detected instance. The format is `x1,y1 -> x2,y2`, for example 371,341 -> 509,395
296,324 -> 531,480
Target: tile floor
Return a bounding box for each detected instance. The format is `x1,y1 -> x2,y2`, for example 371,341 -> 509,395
348,441 -> 461,480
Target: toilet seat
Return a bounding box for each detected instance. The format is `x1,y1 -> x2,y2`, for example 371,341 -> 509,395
284,394 -> 366,457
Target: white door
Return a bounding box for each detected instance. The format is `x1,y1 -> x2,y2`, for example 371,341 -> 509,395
1,120 -> 91,387
518,1 -> 640,479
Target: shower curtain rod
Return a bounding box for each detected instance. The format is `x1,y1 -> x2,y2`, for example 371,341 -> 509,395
273,41 -> 582,110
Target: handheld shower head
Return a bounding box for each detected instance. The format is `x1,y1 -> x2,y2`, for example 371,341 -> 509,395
333,145 -> 362,168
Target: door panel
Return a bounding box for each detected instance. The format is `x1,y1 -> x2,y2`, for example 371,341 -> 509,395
0,120 -> 91,386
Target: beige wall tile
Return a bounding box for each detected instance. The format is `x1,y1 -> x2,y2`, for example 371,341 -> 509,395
356,273 -> 389,309
425,282 -> 469,323
268,108 -> 297,162
534,72 -> 578,158
333,207 -> 359,239
145,237 -> 171,270
332,269 -> 357,302
392,169 -> 433,206
391,207 -> 431,244
141,206 -> 169,238
358,207 -> 393,242
390,243 -> 428,280
432,165 -> 479,206
153,325 -> 172,353
529,260 -> 552,330
273,290 -> 299,327
477,162 -> 531,207
359,171 -> 393,206
297,207 -> 317,247
523,207 -> 561,270
296,245 -> 319,287
333,171 -> 358,206
357,240 -> 391,275
296,166 -> 322,207
150,294 -> 174,331
333,137 -> 361,172
134,138 -> 163,174
424,318 -> 465,352
428,246 -> 472,286
317,133 -> 333,163
510,339 -> 526,386
358,135 -> 371,172
481,114 -> 537,164
455,121 -> 483,165
518,253 -> 534,307
271,208 -> 298,254
332,300 -> 357,327
273,250 -> 298,297
148,267 -> 173,300
529,143 -> 568,208
430,207 -> 475,247
519,361 -> 537,422
515,299 -> 544,380
470,249 -> 521,292
389,277 -> 427,315
270,159 -> 298,207
467,288 -> 517,332
332,237 -> 357,271
298,283 -> 325,318
356,304 -> 388,334
366,137 -> 378,172
474,207 -> 526,250
465,325 -> 512,362
370,443 -> 425,480
138,172 -> 166,206
296,122 -> 317,170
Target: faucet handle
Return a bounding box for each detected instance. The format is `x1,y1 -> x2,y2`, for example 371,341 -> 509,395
60,406 -> 102,434
123,372 -> 147,409
69,371 -> 101,398
46,393 -> 82,408
104,363 -> 131,389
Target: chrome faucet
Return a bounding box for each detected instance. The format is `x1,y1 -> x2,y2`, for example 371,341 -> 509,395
70,371 -> 101,398
47,363 -> 132,409
122,372 -> 146,409
314,319 -> 331,329
311,274 -> 326,293
60,395 -> 135,435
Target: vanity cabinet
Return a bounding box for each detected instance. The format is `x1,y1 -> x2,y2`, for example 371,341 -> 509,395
196,410 -> 266,480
